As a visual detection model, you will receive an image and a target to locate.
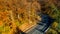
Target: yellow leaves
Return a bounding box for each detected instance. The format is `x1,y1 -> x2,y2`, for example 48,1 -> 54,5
46,22 -> 58,34
47,28 -> 58,34
0,5 -> 4,9
32,0 -> 41,10
0,0 -> 41,34
0,10 -> 11,22
52,22 -> 58,29
0,21 -> 3,26
4,26 -> 10,32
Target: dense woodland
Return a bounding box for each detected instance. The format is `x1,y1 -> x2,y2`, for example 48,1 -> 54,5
0,0 -> 60,34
